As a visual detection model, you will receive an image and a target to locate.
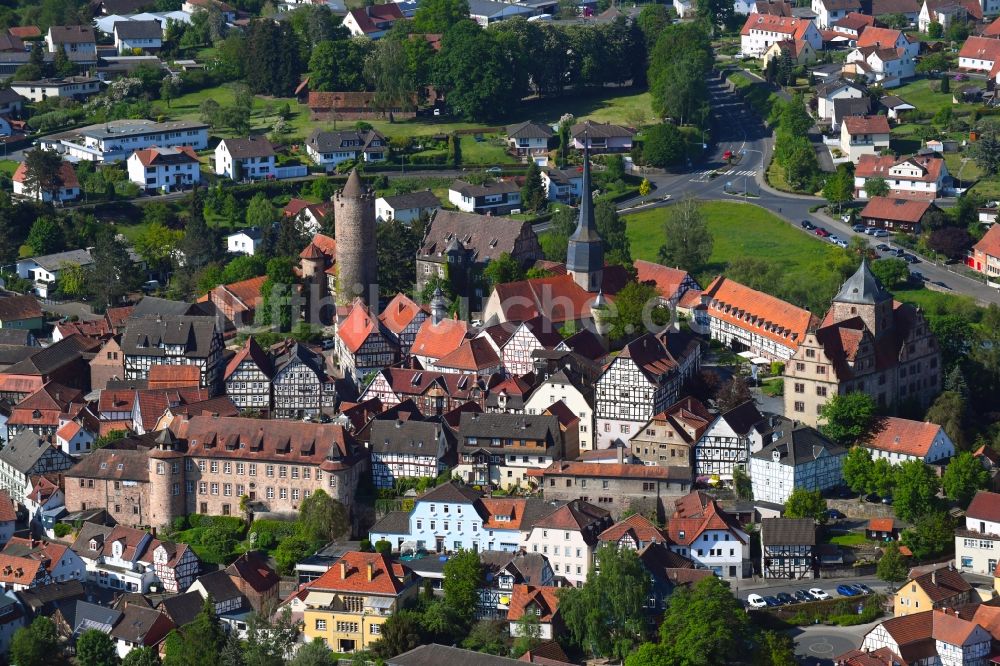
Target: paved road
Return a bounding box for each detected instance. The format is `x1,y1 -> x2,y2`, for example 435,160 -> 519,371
790,621 -> 883,666
621,70 -> 1000,307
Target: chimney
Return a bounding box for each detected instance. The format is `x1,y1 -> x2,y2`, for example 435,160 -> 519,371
931,569 -> 937,586
340,561 -> 347,579
367,562 -> 374,581
617,445 -> 625,464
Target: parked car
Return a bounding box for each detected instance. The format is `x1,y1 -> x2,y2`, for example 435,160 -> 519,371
893,248 -> 906,257
834,239 -> 848,248
794,590 -> 813,602
903,253 -> 920,264
854,583 -> 874,594
763,596 -> 783,607
876,243 -> 891,252
828,509 -> 846,520
872,229 -> 889,237
865,493 -> 881,503
910,271 -> 925,281
801,220 -> 815,230
837,585 -> 860,597
828,234 -> 842,243
932,280 -> 951,290
815,228 -> 830,237
852,223 -> 866,232
747,594 -> 767,609
809,588 -> 830,600
776,592 -> 796,605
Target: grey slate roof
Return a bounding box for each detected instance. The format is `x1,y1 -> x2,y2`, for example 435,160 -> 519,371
0,329 -> 36,346
761,517 -> 817,546
112,20 -> 162,39
834,258 -> 892,305
0,431 -> 67,474
370,420 -> 442,455
67,600 -> 122,635
4,335 -> 97,376
157,591 -> 204,627
370,510 -> 411,535
506,121 -> 553,140
70,523 -> 113,560
833,97 -> 872,123
120,315 -> 218,359
194,570 -> 243,603
29,249 -> 93,272
389,644 -> 523,666
221,136 -> 275,159
131,296 -> 209,319
815,78 -> 865,99
571,119 -> 634,139
458,412 -> 559,444
379,190 -> 440,211
449,179 -> 519,198
307,128 -> 384,154
418,481 -> 482,505
719,401 -> 766,435
752,424 -> 845,466
418,210 -> 535,264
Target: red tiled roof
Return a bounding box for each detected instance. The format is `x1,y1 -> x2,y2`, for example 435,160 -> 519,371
868,517 -> 895,532
703,276 -> 815,349
860,197 -> 932,224
10,382 -> 83,427
378,293 -> 427,336
224,336 -> 272,381
967,490 -> 1000,523
8,26 -> 40,38
959,35 -> 1000,63
338,301 -> 377,354
0,553 -> 42,585
225,551 -> 279,594
148,364 -> 201,389
56,420 -> 81,442
131,145 -> 199,167
598,513 -> 668,545
865,416 -> 943,458
174,415 -> 359,464
346,4 -> 403,33
856,26 -> 903,48
984,15 -> 1000,36
634,260 -> 694,300
667,492 -> 746,546
740,13 -> 815,38
906,565 -> 971,603
480,498 -> 533,530
834,12 -> 875,30
0,294 -> 42,322
974,224 -> 1000,259
490,269 -> 629,324
0,490 -> 15,522
12,161 -> 79,190
855,154 -> 944,184
508,584 -> 561,622
532,461 -> 690,481
435,337 -> 500,372
843,115 -> 891,135
135,387 -> 209,432
307,551 -> 409,595
410,317 -> 468,360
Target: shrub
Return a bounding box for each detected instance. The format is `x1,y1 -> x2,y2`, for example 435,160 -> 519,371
375,540 -> 392,555
359,539 -> 373,552
172,516 -> 190,532
770,361 -> 785,376
248,519 -> 297,552
53,523 -> 73,538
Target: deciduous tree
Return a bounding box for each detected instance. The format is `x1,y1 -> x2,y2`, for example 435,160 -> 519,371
970,119 -> 1000,175
819,393 -> 877,445
901,511 -> 954,560
77,629 -> 120,666
658,197 -> 713,273
11,617 -> 59,666
413,0 -> 470,33
22,149 -> 65,200
842,446 -> 874,494
642,122 -> 685,169
893,459 -> 941,522
869,258 -> 908,290
122,646 -> 162,666
715,375 -> 753,413
784,488 -> 828,524
657,576 -> 754,665
297,489 -> 349,546
865,177 -> 889,198
942,451 -> 989,507
442,549 -> 482,634
289,638 -> 334,666
876,542 -> 909,582
482,252 -> 526,290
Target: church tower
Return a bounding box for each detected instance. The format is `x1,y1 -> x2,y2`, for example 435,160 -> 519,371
566,145 -> 603,293
334,169 -> 377,305
830,258 -> 893,338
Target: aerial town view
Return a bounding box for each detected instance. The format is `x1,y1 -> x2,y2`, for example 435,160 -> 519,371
0,0 -> 999,664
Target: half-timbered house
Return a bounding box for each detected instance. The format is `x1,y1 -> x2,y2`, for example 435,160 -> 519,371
629,396 -> 711,469
120,315 -> 224,391
523,368 -> 593,450
476,317 -> 563,376
666,491 -> 750,579
223,337 -> 274,415
749,422 -> 846,504
370,419 -> 448,489
360,368 -> 487,415
0,432 -> 75,505
271,341 -> 337,419
594,332 -> 701,449
454,412 -> 568,490
337,301 -> 399,387
859,611 -> 992,666
377,293 -> 428,359
693,401 -> 768,480
760,517 -> 816,579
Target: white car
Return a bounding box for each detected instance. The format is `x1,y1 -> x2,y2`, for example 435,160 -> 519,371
747,594 -> 767,609
809,588 -> 830,600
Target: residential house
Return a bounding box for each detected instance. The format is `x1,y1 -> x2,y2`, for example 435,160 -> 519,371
970,223 -> 1000,284
454,412 -> 569,490
815,79 -> 867,123
634,260 -> 700,308
540,167 -> 583,203
531,461 -> 691,519
920,0 -> 983,32
830,11 -> 875,38
760,517 -> 816,579
126,145 -> 200,193
284,199 -> 331,235
762,39 -> 817,67
226,227 -> 263,256
863,416 -> 955,464
811,0 -> 860,28
845,45 -> 914,87
595,332 -> 701,448
666,491 -> 750,578
375,190 -> 439,224
630,396 -> 711,469
214,137 -> 275,181
205,276 -> 265,328
867,518 -> 901,541
10,77 -> 101,103
223,337 -> 273,415
871,0 -> 920,22
188,569 -> 248,632
112,20 -> 161,52
959,36 -> 1000,74
297,552 -> 419,652
361,368 -> 486,416
856,25 -> 919,59
476,551 -> 554,619
182,0 -> 237,20
305,128 -> 386,172
45,26 -> 97,56
448,179 -> 522,215
507,585 -> 562,640
693,401 -> 768,480
23,477 -> 62,539
476,317 -> 562,377
110,603 -> 174,660
570,121 -> 634,153
854,154 -> 950,200
69,524 -> 199,593
881,95 -> 917,121
0,334 -> 100,399
0,294 -> 43,331
524,368 -> 594,451
749,423 -> 846,504
783,260 -> 941,425
830,97 -> 873,131
38,119 -> 209,164
0,431 -> 74,505
12,161 -> 79,203
342,4 -> 405,38
740,14 -> 823,56
955,490 -> 1000,574
598,513 -> 670,551
55,417 -> 96,456
893,563 -> 977,617
859,196 -> 936,233
506,121 -> 553,156
370,419 -> 448,489
840,115 -> 891,162
0,88 -> 23,117
271,341 -> 338,419
523,500 -> 612,585
2,537 -> 85,584
859,610 -> 991,666
121,314 -> 224,390
226,551 -> 279,612
376,294 -> 428,359
337,301 -> 399,387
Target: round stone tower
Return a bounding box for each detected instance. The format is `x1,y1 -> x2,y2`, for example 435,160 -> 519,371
334,169 -> 377,305
147,429 -> 186,531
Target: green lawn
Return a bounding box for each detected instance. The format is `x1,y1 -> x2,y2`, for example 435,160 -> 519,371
0,159 -> 18,177
827,533 -> 868,547
890,77 -> 974,118
944,151 -> 983,183
625,201 -> 842,286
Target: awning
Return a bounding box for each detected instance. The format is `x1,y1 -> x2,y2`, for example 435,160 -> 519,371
737,351 -> 755,359
367,596 -> 395,610
751,357 -> 770,365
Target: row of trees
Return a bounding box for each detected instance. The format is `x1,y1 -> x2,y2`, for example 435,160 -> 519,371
770,95 -> 821,192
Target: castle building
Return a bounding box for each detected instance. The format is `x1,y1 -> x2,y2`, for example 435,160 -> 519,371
334,169 -> 377,305
783,260 -> 941,425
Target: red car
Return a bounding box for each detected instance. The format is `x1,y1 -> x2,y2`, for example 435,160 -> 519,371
723,150 -> 733,161
814,228 -> 830,237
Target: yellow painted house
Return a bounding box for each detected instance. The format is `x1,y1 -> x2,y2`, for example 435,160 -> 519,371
299,551 -> 418,653
893,564 -> 973,617
762,39 -> 817,67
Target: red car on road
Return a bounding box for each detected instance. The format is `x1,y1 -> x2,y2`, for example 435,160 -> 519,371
814,228 -> 830,237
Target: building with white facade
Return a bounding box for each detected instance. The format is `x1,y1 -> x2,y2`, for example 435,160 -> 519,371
955,490 -> 1000,574
37,119 -> 209,164
749,423 -> 846,504
811,0 -> 860,28
863,416 -> 955,464
740,13 -> 822,56
370,420 -> 447,489
375,190 -> 440,224
0,431 -> 75,505
840,115 -> 891,163
126,145 -> 200,192
693,401 -> 769,480
305,128 -> 386,171
10,77 -> 101,103
448,179 -> 523,215
214,137 -> 275,181
859,610 -> 992,666
45,26 -> 97,56
522,500 -> 612,586
815,79 -> 867,123
112,20 -> 162,52
666,491 -> 750,578
959,35 -> 1000,74
524,368 -> 594,452
226,228 -> 263,256
12,161 -> 80,203
854,154 -> 950,200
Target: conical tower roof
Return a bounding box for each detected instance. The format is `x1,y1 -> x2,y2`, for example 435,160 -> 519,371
299,242 -> 324,260
834,258 -> 892,305
342,168 -> 364,198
